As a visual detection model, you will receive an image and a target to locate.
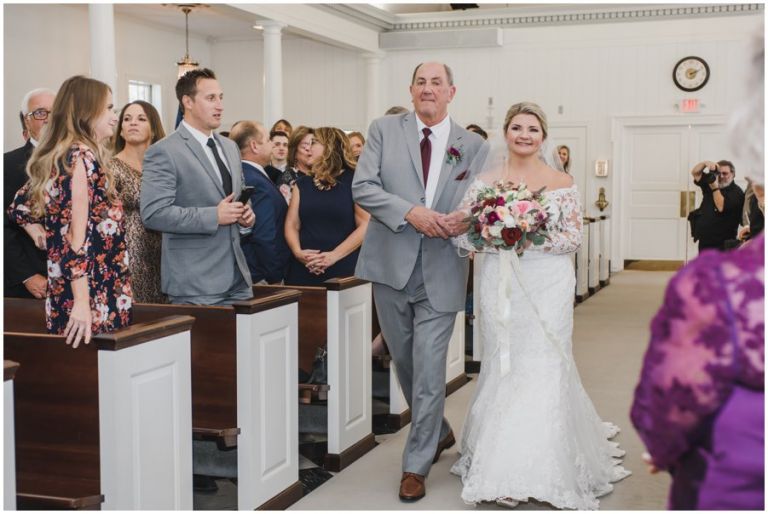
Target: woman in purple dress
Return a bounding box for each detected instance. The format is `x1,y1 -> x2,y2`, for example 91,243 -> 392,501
631,29 -> 764,510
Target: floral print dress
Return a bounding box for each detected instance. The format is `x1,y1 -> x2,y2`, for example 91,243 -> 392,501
8,145 -> 132,335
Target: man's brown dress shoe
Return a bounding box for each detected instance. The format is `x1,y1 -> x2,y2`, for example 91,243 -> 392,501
399,472 -> 426,501
433,429 -> 456,463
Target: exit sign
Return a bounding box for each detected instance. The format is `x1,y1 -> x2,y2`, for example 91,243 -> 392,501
680,99 -> 700,113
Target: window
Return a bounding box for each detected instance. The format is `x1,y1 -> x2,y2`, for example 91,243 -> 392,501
127,80 -> 162,114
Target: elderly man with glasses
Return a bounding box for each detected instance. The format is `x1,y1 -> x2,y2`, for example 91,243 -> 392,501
4,87 -> 55,298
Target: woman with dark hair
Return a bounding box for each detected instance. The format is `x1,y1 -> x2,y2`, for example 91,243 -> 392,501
109,100 -> 166,302
284,127 -> 369,285
557,144 -> 571,173
8,75 -> 129,347
271,118 -> 292,136
276,125 -> 314,204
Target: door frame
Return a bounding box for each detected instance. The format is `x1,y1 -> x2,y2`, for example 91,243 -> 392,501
610,114 -> 727,271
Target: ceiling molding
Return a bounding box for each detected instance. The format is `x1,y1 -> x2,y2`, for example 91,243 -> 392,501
337,3 -> 762,33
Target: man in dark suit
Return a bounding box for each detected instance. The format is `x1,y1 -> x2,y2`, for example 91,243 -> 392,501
4,88 -> 55,298
264,129 -> 289,184
229,121 -> 290,284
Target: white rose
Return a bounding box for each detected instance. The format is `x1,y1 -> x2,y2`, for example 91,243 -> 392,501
97,303 -> 110,322
488,224 -> 503,238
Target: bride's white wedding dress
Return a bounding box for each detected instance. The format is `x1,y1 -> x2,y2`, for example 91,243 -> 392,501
451,181 -> 631,510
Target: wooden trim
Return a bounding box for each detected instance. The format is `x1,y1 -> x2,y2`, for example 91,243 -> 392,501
588,284 -> 601,295
384,409 -> 411,430
17,492 -> 104,510
4,360 -> 20,381
256,480 -> 303,510
575,292 -> 590,303
600,278 -> 611,287
624,259 -> 684,271
324,432 -> 376,472
465,359 -> 481,374
583,216 -> 597,223
193,427 -> 240,449
446,373 -> 470,397
323,276 -> 368,291
93,316 -> 195,351
232,289 -> 302,314
599,215 -> 609,220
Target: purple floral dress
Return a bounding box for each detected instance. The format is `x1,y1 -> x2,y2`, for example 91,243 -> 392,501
8,145 -> 132,335
631,234 -> 764,510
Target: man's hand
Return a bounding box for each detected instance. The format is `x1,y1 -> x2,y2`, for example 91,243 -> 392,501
23,223 -> 46,250
217,194 -> 245,225
237,203 -> 255,228
739,226 -> 751,241
437,210 -> 470,237
405,206 -> 450,239
24,274 -> 47,299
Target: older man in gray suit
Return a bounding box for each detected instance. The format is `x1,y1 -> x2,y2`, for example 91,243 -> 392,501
141,68 -> 255,305
353,62 -> 485,501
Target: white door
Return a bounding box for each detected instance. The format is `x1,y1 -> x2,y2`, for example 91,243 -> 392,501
618,117 -> 732,264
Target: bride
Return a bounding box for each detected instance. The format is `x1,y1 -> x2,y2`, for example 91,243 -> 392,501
450,102 -> 631,509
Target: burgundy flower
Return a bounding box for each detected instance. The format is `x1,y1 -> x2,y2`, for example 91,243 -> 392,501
495,197 -> 506,206
501,227 -> 523,246
487,211 -> 500,224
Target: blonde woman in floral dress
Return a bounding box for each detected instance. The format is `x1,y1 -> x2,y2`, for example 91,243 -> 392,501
8,75 -> 129,347
109,100 -> 166,303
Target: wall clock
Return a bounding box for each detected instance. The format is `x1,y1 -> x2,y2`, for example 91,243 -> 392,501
673,56 -> 710,92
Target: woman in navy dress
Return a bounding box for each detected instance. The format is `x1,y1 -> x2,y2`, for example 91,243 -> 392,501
8,75 -> 130,347
284,127 -> 369,286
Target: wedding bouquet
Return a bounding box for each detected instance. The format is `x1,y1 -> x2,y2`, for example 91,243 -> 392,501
464,181 -> 550,254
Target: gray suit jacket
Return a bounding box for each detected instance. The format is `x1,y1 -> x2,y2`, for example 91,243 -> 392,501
352,112 -> 485,312
140,124 -> 252,298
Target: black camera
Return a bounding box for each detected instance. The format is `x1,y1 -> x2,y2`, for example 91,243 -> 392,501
701,167 -> 718,185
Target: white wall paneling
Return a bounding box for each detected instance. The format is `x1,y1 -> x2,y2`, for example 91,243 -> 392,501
235,303 -> 298,510
4,373 -> 17,510
98,331 -> 193,510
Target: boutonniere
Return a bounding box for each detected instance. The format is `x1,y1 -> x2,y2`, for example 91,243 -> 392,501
445,145 -> 463,165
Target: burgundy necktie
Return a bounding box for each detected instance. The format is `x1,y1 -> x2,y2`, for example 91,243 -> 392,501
420,127 -> 432,186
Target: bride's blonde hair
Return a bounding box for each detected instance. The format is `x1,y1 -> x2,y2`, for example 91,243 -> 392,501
26,75 -> 115,218
503,101 -> 549,140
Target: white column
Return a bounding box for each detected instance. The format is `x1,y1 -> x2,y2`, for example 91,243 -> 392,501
262,21 -> 286,129
364,52 -> 384,129
89,4 -> 118,105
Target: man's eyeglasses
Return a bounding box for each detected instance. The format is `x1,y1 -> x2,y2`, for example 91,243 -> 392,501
26,109 -> 51,121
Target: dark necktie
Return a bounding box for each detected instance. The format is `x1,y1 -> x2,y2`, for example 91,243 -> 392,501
420,127 -> 432,186
206,137 -> 233,196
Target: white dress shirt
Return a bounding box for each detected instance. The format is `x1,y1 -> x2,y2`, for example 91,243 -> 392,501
415,114 -> 451,208
181,120 -> 230,186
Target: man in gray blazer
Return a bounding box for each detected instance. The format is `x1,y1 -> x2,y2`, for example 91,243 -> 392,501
141,68 -> 255,305
352,62 -> 485,501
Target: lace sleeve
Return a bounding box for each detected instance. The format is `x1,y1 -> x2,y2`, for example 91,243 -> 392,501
451,178 -> 483,256
630,255 -> 741,470
540,187 -> 582,254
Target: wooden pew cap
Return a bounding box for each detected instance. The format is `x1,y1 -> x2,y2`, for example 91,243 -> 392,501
232,288 -> 301,314
4,360 -> 20,381
324,277 -> 368,291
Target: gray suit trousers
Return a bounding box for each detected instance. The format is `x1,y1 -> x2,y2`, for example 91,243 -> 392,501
373,250 -> 455,476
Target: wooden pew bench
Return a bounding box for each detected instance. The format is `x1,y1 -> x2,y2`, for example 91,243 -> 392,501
256,277 -> 375,472
4,300 -> 194,510
130,288 -> 302,510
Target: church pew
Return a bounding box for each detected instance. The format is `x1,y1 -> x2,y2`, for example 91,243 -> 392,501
3,302 -> 194,510
255,277 -> 375,472
4,361 -> 19,510
130,288 -> 302,511
5,291 -> 302,511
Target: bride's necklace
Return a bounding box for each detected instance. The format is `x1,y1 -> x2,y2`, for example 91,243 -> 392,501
503,159 -> 528,186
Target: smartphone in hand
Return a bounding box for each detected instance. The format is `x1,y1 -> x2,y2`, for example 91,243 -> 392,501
237,186 -> 255,204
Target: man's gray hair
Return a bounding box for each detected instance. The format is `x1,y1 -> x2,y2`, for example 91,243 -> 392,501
20,88 -> 55,115
411,63 -> 454,86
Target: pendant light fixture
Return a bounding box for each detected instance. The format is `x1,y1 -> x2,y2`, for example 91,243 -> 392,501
176,4 -> 199,78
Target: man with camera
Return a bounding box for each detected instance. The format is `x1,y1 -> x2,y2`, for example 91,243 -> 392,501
689,160 -> 745,251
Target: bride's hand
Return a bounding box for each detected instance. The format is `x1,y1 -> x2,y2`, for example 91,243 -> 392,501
641,452 -> 659,474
